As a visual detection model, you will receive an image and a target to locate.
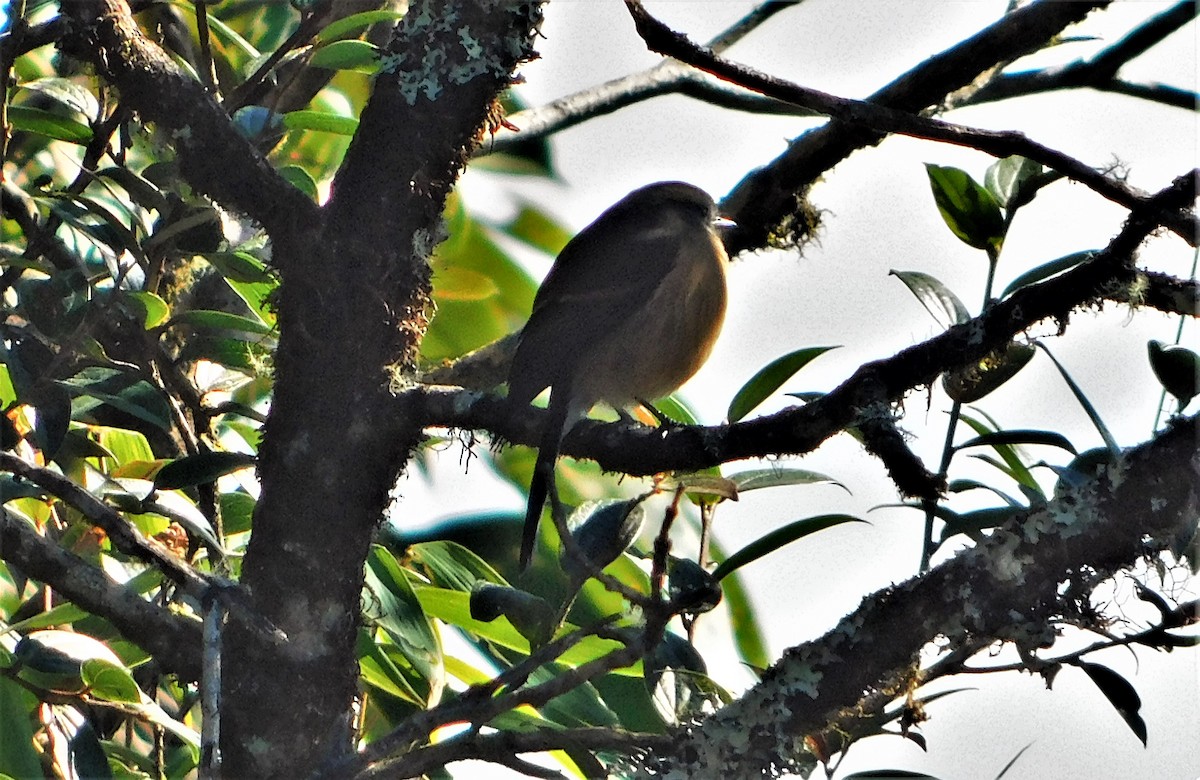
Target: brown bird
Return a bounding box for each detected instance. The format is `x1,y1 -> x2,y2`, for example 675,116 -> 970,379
508,181 -> 729,569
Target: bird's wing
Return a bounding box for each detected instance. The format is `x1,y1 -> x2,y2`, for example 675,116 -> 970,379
509,213 -> 690,403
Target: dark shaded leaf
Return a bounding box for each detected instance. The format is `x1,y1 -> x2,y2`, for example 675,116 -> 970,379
469,583 -> 554,647
727,346 -> 838,422
890,270 -> 970,329
563,499 -> 646,580
153,451 -> 256,489
62,368 -> 174,432
956,429 -> 1077,456
667,558 -> 721,614
958,410 -> 1043,498
1148,340 -> 1198,407
943,342 -> 1035,403
1075,662 -> 1147,746
939,506 -> 1020,543
1036,342 -> 1120,457
1000,251 -> 1095,299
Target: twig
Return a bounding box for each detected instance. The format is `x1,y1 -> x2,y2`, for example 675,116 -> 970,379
968,1 -> 1198,109
480,1 -> 808,155
623,0 -> 1198,247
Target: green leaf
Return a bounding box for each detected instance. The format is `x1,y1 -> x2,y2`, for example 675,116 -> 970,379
502,203 -> 573,256
122,291 -> 171,329
357,630 -> 424,705
650,395 -> 699,426
203,251 -> 275,284
889,270 -> 970,329
1148,340 -> 1198,407
984,155 -> 1043,210
81,659 -> 141,703
1000,251 -> 1096,299
153,451 -> 256,489
726,467 -> 848,494
220,490 -> 257,535
431,266 -> 500,302
283,110 -> 360,136
92,426 -> 154,465
169,309 -> 275,337
316,9 -> 406,42
18,77 -> 100,120
422,213 -> 536,363
410,540 -> 507,592
309,39 -> 379,71
924,163 -> 1006,251
225,279 -> 279,325
61,369 -> 174,433
364,546 -> 443,697
957,410 -> 1043,498
0,678 -> 41,779
7,105 -> 92,144
278,165 -> 319,200
1075,662 -> 1147,746
413,586 -> 637,674
712,514 -> 865,581
727,346 -> 839,423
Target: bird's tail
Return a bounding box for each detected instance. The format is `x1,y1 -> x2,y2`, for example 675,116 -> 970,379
521,389 -> 574,570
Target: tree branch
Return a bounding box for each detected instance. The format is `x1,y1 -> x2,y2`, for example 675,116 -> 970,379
0,509 -> 202,680
480,1 -> 805,155
58,1 -> 319,250
0,453 -> 216,601
624,0 -> 1198,249
968,1 -> 1198,109
636,412 -> 1199,776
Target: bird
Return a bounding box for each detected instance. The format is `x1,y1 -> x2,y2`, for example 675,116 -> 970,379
507,181 -> 730,569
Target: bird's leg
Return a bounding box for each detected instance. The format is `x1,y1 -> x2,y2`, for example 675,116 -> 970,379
635,398 -> 679,426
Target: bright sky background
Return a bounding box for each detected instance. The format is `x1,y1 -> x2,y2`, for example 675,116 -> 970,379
420,2 -> 1198,778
